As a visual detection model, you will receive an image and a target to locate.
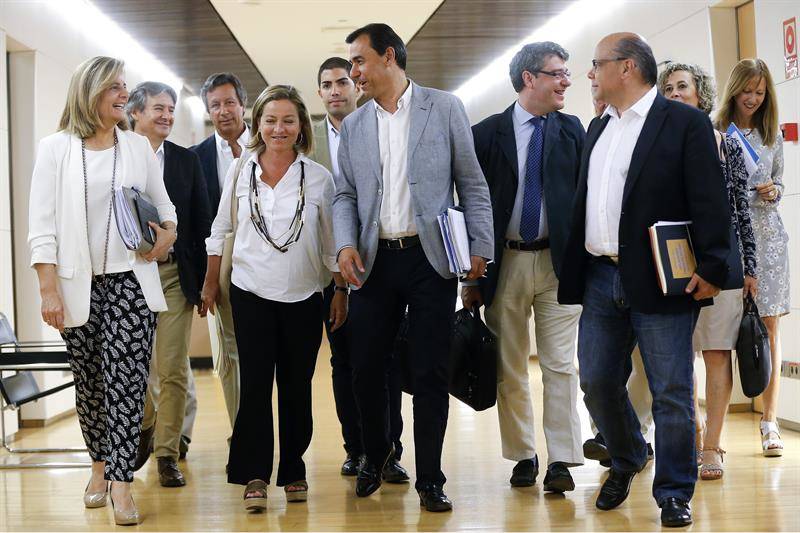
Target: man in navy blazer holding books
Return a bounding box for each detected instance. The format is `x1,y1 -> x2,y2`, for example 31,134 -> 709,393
465,41 -> 585,495
557,33 -> 731,527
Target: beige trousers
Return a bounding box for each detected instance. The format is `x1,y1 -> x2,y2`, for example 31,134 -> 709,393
589,345 -> 653,437
485,248 -> 583,465
208,285 -> 240,431
142,262 -> 193,460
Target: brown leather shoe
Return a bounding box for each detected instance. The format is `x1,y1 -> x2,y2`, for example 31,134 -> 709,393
157,457 -> 186,487
132,425 -> 155,472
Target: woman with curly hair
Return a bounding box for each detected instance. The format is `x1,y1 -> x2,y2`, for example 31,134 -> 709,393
658,62 -> 757,480
716,59 -> 787,459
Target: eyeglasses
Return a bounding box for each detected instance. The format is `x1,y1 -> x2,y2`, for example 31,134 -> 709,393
533,69 -> 571,81
591,57 -> 628,71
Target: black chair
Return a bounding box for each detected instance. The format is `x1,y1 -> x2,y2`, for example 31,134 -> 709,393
0,312 -> 89,469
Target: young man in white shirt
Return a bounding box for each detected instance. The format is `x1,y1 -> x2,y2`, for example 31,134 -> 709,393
309,57 -> 408,483
127,82 -> 212,486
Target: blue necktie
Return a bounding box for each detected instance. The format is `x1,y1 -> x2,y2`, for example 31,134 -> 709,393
520,116 -> 544,241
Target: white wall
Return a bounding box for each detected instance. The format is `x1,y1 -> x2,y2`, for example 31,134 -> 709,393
0,2 -> 206,428
753,0 -> 800,426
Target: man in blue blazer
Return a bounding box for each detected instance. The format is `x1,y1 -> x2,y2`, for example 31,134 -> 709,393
466,42 -> 585,495
190,73 -> 250,437
558,33 -> 731,527
333,23 -> 494,511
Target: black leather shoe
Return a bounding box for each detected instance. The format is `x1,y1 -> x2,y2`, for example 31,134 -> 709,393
543,462 -> 575,493
646,442 -> 654,461
660,497 -> 692,527
596,469 -> 636,510
355,447 -> 393,497
509,455 -> 539,487
133,425 -> 155,472
157,457 -> 186,487
179,435 -> 190,460
584,433 -> 611,468
382,458 -> 410,483
341,453 -> 364,476
418,484 -> 453,512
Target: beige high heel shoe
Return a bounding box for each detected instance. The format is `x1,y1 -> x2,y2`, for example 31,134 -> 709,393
111,493 -> 141,526
83,481 -> 109,508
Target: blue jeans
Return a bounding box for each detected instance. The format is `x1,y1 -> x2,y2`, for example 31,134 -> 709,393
578,261 -> 698,504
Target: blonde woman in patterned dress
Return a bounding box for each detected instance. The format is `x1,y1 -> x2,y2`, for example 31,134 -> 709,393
716,58 -> 787,458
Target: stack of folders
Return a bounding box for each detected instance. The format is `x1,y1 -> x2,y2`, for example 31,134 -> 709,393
438,206 -> 471,277
113,187 -> 159,254
648,220 -> 696,296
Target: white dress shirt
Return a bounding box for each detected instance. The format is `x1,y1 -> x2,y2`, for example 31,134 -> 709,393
215,127 -> 250,191
585,86 -> 657,257
156,142 -> 165,175
506,101 -> 549,241
206,151 -> 338,303
326,116 -> 341,180
376,82 -> 416,239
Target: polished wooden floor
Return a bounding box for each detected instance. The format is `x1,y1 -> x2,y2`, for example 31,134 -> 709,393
1,345 -> 798,531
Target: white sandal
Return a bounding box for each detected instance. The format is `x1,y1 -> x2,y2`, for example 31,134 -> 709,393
760,420 -> 784,457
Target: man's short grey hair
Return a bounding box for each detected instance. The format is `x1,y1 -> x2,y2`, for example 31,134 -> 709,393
126,81 -> 177,129
613,35 -> 658,86
200,72 -> 247,112
509,41 -> 569,93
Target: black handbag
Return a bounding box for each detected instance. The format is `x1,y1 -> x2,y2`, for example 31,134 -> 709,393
449,308 -> 498,411
394,308 -> 498,411
735,296 -> 772,398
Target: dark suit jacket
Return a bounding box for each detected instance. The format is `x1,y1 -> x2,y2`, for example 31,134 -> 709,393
558,93 -> 732,314
163,141 -> 213,305
472,104 -> 585,307
190,134 -> 222,218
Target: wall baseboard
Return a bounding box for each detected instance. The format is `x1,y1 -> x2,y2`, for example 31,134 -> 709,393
19,407 -> 77,428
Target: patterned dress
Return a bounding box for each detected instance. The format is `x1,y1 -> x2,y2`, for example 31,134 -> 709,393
744,128 -> 789,316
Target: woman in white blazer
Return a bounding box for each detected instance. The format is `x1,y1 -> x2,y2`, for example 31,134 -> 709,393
28,56 -> 177,526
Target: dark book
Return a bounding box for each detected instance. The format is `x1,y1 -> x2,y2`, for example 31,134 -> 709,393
649,221 -> 697,296
649,221 -> 743,297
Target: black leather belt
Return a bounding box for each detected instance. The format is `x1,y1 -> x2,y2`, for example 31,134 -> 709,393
378,235 -> 420,249
592,255 -> 619,267
505,238 -> 549,252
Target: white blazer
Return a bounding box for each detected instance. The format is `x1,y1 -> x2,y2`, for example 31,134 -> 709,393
28,127 -> 178,328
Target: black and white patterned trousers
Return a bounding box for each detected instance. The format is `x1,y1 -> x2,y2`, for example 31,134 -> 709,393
61,271 -> 156,482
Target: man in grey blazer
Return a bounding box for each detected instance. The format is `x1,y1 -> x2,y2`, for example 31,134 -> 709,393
334,23 -> 494,512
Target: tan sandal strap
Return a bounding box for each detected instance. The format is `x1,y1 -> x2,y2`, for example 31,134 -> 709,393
244,480 -> 268,499
285,480 -> 308,492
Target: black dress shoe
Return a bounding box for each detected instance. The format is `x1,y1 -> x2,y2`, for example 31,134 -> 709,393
382,458 -> 410,483
341,453 -> 364,476
543,462 -> 575,493
509,455 -> 539,487
179,435 -> 190,460
584,433 -> 611,468
660,497 -> 692,527
418,484 -> 453,512
355,447 -> 394,497
133,425 -> 155,472
646,442 -> 654,461
596,469 -> 636,510
157,457 -> 186,487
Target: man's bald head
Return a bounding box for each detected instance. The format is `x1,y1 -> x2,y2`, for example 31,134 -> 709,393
599,32 -> 657,86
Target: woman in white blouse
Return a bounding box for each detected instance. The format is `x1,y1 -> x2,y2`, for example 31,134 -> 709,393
28,56 -> 176,526
201,85 -> 347,511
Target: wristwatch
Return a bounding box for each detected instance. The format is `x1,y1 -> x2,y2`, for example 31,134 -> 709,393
334,285 -> 350,294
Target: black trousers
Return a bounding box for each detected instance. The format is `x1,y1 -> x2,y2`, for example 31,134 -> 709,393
226,284 -> 322,486
323,282 -> 404,459
348,246 -> 457,488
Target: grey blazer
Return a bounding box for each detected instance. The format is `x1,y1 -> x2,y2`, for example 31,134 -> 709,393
309,118 -> 333,173
332,81 -> 494,283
